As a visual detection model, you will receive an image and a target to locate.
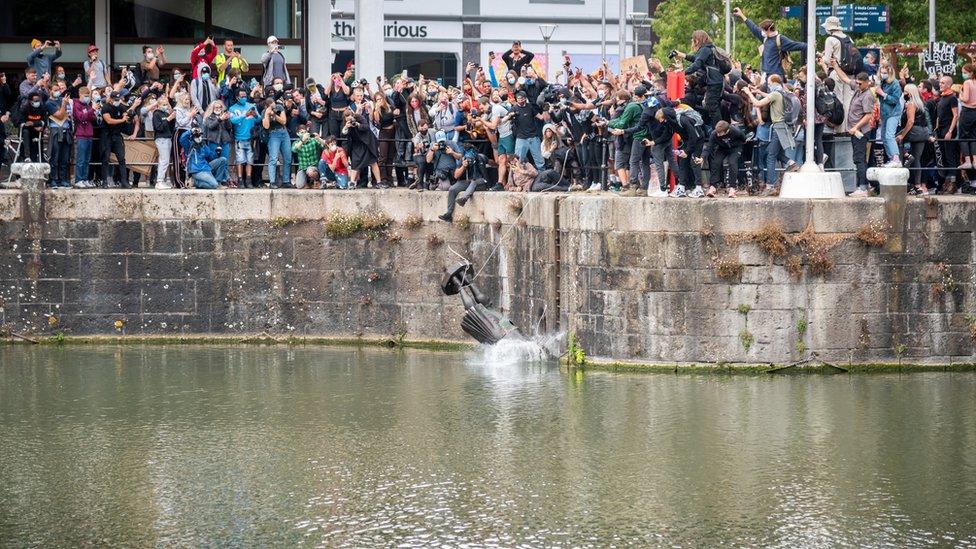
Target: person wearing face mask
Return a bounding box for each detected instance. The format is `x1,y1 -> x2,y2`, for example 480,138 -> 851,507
371,91 -> 397,188
180,126 -> 228,189
511,90 -> 545,170
732,9 -> 805,80
958,64 -> 976,174
389,77 -> 414,185
45,91 -> 73,188
99,92 -> 132,188
84,45 -> 110,89
262,97 -> 294,188
140,45 -> 167,83
190,37 -> 217,79
152,95 -> 176,189
26,39 -> 62,80
324,71 -> 351,137
229,90 -> 258,188
873,62 -> 904,168
743,74 -> 800,195
71,87 -> 97,188
319,135 -> 351,189
191,65 -> 219,110
16,92 -> 47,162
302,77 -> 329,136
261,36 -> 290,87
292,124 -> 325,189
203,100 -> 234,179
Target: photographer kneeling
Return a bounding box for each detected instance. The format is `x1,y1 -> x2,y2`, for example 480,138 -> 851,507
438,141 -> 489,222
179,126 -> 229,189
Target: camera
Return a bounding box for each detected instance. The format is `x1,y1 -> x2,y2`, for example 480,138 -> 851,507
358,78 -> 368,86
272,101 -> 285,115
215,146 -> 223,155
436,140 -> 447,150
668,50 -> 679,60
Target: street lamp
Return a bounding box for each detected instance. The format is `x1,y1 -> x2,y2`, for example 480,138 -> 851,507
628,12 -> 648,57
539,24 -> 558,79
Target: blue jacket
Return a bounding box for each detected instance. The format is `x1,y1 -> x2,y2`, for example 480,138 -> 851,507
878,79 -> 903,120
229,102 -> 258,141
179,131 -> 218,174
744,20 -> 806,77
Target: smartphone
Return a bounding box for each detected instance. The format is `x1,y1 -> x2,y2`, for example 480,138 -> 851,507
233,47 -> 242,53
401,69 -> 408,79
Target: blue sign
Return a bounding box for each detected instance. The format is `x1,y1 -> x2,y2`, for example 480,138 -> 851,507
782,4 -> 889,34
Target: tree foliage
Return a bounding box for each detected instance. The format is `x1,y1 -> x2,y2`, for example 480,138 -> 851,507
652,0 -> 976,70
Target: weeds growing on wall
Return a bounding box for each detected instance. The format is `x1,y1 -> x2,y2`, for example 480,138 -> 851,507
324,209 -> 394,239
403,214 -> 423,230
567,333 -> 587,366
856,219 -> 889,247
714,255 -> 744,282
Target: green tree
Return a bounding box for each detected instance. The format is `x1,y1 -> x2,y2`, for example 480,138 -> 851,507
652,0 -> 976,72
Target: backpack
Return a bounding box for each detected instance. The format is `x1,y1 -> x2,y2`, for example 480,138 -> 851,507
760,35 -> 793,74
675,104 -> 704,128
712,46 -> 733,75
838,35 -> 864,76
776,89 -> 801,127
815,86 -> 837,116
9,95 -> 29,126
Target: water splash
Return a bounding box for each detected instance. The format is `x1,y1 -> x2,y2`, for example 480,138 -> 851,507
468,332 -> 566,367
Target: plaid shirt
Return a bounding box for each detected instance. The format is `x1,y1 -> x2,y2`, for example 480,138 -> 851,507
292,136 -> 324,170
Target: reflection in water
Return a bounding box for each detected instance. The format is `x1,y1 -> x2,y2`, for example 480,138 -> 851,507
1,346 -> 975,547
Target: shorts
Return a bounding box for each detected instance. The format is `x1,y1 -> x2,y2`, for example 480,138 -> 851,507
614,146 -> 631,170
235,141 -> 253,165
497,134 -> 516,155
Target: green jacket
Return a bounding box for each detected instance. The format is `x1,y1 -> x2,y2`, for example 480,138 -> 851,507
608,101 -> 647,140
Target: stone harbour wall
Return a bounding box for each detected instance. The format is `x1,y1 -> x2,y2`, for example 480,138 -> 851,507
1,183 -> 975,365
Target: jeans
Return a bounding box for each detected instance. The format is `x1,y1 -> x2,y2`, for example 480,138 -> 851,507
882,114 -> 900,160
48,139 -> 71,186
766,133 -> 795,186
628,138 -> 652,187
444,179 -> 489,218
515,137 -> 544,169
267,129 -> 292,186
191,157 -> 228,189
649,141 -> 677,191
75,138 -> 92,182
155,138 -> 172,184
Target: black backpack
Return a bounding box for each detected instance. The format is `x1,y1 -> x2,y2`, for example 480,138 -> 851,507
838,36 -> 864,75
815,86 -> 837,116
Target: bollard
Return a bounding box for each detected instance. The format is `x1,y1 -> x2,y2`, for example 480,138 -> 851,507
867,166 -> 908,253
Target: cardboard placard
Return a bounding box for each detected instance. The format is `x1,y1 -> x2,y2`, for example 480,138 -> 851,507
619,55 -> 649,75
110,140 -> 158,176
921,42 -> 957,79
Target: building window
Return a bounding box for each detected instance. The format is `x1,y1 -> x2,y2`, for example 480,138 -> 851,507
111,0 -> 206,39
110,0 -> 302,40
1,0 -> 93,38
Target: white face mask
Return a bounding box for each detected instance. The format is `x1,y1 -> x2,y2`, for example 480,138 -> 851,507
273,83 -> 283,92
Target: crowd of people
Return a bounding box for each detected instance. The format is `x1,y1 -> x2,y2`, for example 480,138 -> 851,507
2,15 -> 976,219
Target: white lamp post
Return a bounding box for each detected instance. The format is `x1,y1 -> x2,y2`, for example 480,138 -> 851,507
539,24 -> 558,79
779,0 -> 845,198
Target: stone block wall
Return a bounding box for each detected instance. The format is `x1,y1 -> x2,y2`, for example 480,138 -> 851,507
1,184 -> 975,365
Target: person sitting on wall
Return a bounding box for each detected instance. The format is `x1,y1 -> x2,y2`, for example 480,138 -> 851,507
179,125 -> 228,189
439,144 -> 489,222
425,130 -> 463,193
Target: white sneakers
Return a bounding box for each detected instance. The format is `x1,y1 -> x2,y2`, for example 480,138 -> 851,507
156,180 -> 174,190
72,180 -> 96,188
688,185 -> 705,198
649,188 -> 669,197
586,183 -> 602,192
669,185 -> 687,198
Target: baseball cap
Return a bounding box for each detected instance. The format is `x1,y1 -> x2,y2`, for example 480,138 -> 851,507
434,131 -> 447,142
633,86 -> 647,97
267,35 -> 278,45
109,91 -> 121,99
87,44 -> 99,54
515,91 -> 528,99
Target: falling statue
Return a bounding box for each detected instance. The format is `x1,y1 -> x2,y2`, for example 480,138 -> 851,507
441,262 -> 524,345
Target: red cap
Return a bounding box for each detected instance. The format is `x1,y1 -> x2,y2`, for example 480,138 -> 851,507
87,44 -> 98,53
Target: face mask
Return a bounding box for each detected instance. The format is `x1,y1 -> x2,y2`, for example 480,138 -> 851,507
201,73 -> 210,81
274,83 -> 283,91
114,100 -> 122,107
964,73 -> 972,81
526,78 -> 534,85
57,72 -> 65,80
92,94 -> 101,101
52,91 -> 62,99
508,78 -> 516,85
193,136 -> 203,143
31,101 -> 41,108
238,97 -> 247,105
173,73 -> 181,80
329,145 -> 337,152
81,97 -> 91,104
597,90 -> 606,99
146,53 -> 155,60
385,90 -> 393,97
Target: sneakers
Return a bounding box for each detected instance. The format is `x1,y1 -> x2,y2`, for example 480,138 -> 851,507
785,161 -> 800,173
727,188 -> 737,198
668,185 -> 687,198
688,185 -> 705,198
649,188 -> 669,198
72,180 -> 88,189
958,161 -> 973,170
635,188 -> 647,197
850,188 -> 869,197
569,183 -> 584,192
762,186 -> 780,197
438,213 -> 452,222
156,180 -> 174,190
705,186 -> 717,198
586,183 -> 602,193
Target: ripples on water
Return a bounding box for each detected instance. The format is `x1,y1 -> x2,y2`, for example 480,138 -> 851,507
1,345 -> 975,547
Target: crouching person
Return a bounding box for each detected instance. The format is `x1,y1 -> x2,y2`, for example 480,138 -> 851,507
697,120 -> 746,197
292,125 -> 324,188
439,147 -> 489,222
179,126 -> 228,189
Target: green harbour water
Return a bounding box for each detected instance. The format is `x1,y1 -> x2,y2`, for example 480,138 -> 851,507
1,345 -> 975,547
